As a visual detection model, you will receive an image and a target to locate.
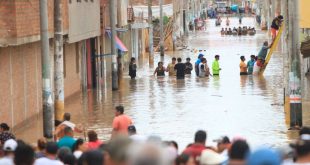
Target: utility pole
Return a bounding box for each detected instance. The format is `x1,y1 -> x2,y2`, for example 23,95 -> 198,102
148,0 -> 154,65
184,0 -> 188,36
110,0 -> 118,90
288,0 -> 302,128
282,0 -> 289,118
40,0 -> 54,141
54,0 -> 64,121
159,0 -> 164,56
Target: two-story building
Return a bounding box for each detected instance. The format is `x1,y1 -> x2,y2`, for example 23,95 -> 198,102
0,0 -> 101,127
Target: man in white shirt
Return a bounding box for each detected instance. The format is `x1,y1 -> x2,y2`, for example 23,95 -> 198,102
54,113 -> 82,140
0,139 -> 17,165
34,142 -> 64,165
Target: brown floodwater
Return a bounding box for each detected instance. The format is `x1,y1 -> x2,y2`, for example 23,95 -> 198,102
15,17 -> 310,150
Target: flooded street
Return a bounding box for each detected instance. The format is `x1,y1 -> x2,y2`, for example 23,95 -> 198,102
16,17 -> 309,150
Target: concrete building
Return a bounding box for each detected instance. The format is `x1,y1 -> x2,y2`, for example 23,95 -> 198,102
0,0 -> 101,127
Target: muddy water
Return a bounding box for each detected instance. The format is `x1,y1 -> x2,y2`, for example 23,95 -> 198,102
16,17 -> 309,150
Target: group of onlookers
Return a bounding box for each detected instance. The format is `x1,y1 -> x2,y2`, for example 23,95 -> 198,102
1,117 -> 310,165
2,107 -> 310,165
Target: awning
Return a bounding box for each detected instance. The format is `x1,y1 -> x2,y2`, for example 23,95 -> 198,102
106,30 -> 128,52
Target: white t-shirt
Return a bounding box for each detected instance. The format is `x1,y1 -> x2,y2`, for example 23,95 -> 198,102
34,157 -> 64,165
0,157 -> 13,165
73,150 -> 83,159
253,62 -> 261,75
199,63 -> 209,77
61,121 -> 76,130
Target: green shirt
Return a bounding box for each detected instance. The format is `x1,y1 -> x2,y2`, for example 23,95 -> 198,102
57,136 -> 76,151
212,60 -> 220,75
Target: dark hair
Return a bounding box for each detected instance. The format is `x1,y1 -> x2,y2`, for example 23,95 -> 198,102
170,141 -> 178,150
229,140 -> 250,160
78,150 -> 104,165
131,57 -> 136,62
0,123 -> 10,131
277,15 -> 283,20
263,41 -> 268,46
73,138 -> 84,152
215,55 -> 220,58
55,120 -> 62,127
295,140 -> 310,157
64,113 -> 71,121
37,138 -> 46,151
172,57 -> 176,61
46,142 -> 58,155
57,147 -> 72,162
300,127 -> 310,136
115,106 -> 124,114
240,56 -> 245,60
64,127 -> 73,135
186,57 -> 191,61
250,55 -> 255,58
201,58 -> 207,62
88,130 -> 98,142
63,154 -> 77,165
14,143 -> 35,165
176,154 -> 191,165
177,58 -> 182,62
128,125 -> 137,135
58,147 -> 72,162
194,130 -> 207,143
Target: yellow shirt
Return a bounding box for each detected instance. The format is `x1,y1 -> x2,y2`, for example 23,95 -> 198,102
167,63 -> 176,76
240,61 -> 247,73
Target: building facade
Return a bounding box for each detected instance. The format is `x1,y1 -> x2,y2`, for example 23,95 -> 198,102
0,0 -> 101,127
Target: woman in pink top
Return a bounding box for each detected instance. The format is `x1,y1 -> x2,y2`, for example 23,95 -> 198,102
87,130 -> 103,150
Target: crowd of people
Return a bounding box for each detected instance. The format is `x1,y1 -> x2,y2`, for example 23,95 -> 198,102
1,109 -> 310,165
153,51 -> 221,79
220,26 -> 256,36
239,41 -> 272,75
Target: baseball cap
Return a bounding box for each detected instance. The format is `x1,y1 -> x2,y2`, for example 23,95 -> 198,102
198,54 -> 204,58
199,149 -> 225,165
3,139 -> 17,151
213,136 -> 230,144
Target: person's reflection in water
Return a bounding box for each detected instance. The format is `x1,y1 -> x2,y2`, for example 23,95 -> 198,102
213,75 -> 220,90
240,75 -> 247,88
256,75 -> 267,91
248,75 -> 254,88
129,79 -> 138,92
176,79 -> 186,91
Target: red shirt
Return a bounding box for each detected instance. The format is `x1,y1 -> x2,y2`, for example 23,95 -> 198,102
112,114 -> 133,134
87,140 -> 103,150
182,143 -> 207,164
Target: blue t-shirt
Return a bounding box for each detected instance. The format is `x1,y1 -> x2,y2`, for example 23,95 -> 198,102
258,46 -> 269,59
247,60 -> 255,74
57,136 -> 76,151
195,59 -> 201,65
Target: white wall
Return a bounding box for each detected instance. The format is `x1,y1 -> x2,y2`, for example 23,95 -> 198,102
68,0 -> 101,43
